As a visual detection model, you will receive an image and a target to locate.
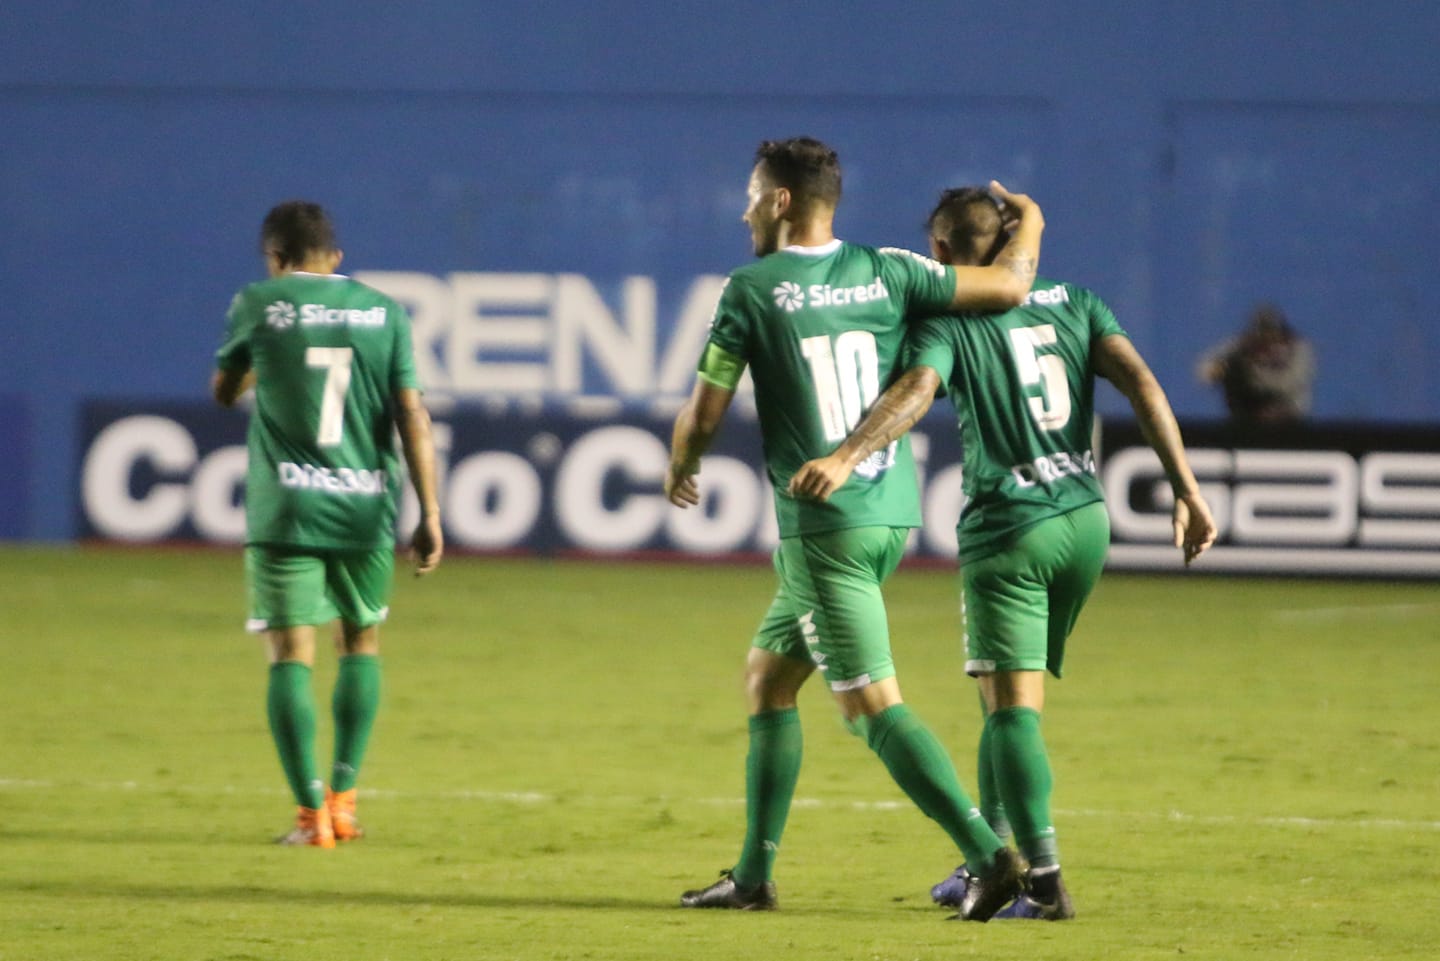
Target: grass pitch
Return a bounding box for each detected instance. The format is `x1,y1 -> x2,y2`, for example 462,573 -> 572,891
1,545 -> 1437,960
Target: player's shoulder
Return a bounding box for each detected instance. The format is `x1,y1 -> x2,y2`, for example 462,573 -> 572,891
227,277 -> 282,315
872,244 -> 949,279
342,275 -> 409,313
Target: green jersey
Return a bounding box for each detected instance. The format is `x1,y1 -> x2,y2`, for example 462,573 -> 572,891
703,240 -> 956,537
903,277 -> 1126,562
215,271 -> 420,550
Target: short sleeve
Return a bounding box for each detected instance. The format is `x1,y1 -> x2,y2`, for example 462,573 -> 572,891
706,275 -> 756,359
901,317 -> 960,390
876,247 -> 956,316
1077,286 -> 1127,341
214,289 -> 254,372
389,300 -> 421,392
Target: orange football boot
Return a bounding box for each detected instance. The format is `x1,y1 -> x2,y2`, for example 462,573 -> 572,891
276,805 -> 335,848
326,787 -> 364,842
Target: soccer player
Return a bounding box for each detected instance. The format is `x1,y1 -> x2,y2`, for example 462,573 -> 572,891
212,201 -> 443,848
788,186 -> 1217,919
666,139 -> 1044,921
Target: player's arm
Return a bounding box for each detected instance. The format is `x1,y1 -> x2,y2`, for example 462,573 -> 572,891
947,181 -> 1044,311
211,368 -> 255,408
394,387 -> 444,575
1092,334 -> 1216,565
788,365 -> 941,502
667,343 -> 742,509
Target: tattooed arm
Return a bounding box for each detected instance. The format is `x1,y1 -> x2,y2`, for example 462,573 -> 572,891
946,180 -> 1043,310
787,366 -> 942,502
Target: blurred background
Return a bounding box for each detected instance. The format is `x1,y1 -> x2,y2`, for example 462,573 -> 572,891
2,1 -> 1436,574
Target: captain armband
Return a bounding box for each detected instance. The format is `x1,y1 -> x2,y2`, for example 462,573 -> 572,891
696,342 -> 746,391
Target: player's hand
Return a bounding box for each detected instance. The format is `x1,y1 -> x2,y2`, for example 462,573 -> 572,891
411,513 -> 444,575
665,465 -> 701,508
989,180 -> 1042,232
1172,492 -> 1217,567
787,454 -> 852,503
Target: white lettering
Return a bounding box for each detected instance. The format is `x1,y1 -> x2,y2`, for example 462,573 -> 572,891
447,272 -> 551,393
358,270 -> 731,401
554,426 -> 668,550
299,304 -> 387,327
446,451 -> 543,549
665,456 -> 764,552
82,416 -> 198,540
1007,449 -> 1096,489
191,446 -> 247,541
1023,285 -> 1070,307
807,278 -> 890,309
1359,453 -> 1440,546
553,274 -> 655,395
1230,450 -> 1356,545
353,271 -> 451,388
81,416 -> 248,542
276,462 -> 387,495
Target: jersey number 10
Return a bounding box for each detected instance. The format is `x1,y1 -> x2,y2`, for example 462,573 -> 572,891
801,331 -> 881,442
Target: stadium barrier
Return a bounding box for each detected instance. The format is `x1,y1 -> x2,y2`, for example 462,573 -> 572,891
75,401 -> 1440,577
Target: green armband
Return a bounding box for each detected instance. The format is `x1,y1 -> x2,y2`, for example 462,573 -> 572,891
697,342 -> 746,391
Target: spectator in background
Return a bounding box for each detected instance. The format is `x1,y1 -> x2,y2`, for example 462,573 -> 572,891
1196,303 -> 1315,425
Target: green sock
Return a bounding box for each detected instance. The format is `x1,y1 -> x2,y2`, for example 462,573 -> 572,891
732,708 -> 802,888
987,706 -> 1059,868
267,662 -> 323,809
976,698 -> 1012,843
331,654 -> 382,792
865,704 -> 1002,874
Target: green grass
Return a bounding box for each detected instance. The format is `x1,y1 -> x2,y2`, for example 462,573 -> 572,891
1,544 -> 1437,960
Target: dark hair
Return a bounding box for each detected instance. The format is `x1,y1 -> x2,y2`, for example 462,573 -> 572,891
754,137 -> 842,207
260,201 -> 336,267
926,186 -> 1003,253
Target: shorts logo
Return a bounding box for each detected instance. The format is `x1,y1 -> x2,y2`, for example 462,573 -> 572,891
265,301 -> 297,330
798,609 -> 827,669
773,281 -> 805,313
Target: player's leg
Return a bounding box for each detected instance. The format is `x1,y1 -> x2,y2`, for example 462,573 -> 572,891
994,501 -> 1105,918
931,683 -> 1012,908
804,527 -> 1021,920
247,546 -> 338,847
324,548 -> 393,841
966,504 -> 1107,919
681,551 -> 812,910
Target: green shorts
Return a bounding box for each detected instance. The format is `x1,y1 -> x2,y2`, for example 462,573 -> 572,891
752,526 -> 910,691
244,545 -> 395,633
961,502 -> 1109,678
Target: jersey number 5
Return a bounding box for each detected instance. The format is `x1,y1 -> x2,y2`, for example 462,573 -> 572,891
1008,324 -> 1071,431
305,346 -> 353,446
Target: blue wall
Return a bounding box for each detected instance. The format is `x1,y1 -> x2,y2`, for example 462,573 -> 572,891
3,2 -> 1437,540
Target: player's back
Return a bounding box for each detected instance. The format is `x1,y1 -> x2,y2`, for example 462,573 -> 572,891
224,271 -> 417,550
913,278 -> 1124,560
717,241 -> 955,536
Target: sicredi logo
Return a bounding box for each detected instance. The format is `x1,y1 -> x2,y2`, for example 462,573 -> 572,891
265,301 -> 297,329
299,304 -> 387,327
773,282 -> 804,313
771,278 -> 891,313
1023,285 -> 1070,307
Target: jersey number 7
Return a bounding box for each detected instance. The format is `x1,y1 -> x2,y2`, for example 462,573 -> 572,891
306,346 -> 354,447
